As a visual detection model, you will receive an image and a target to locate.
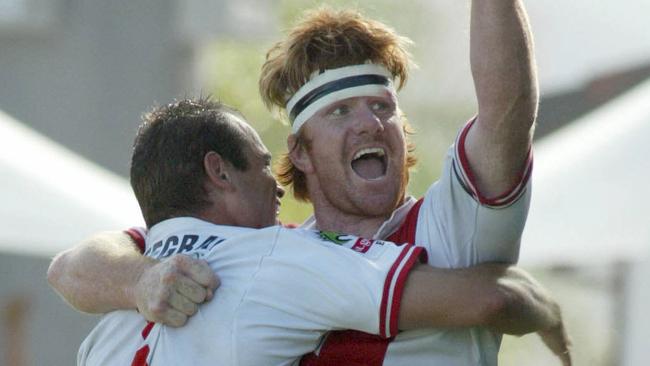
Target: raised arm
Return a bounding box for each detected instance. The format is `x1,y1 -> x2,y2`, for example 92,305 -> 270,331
465,0 -> 538,197
399,264 -> 571,365
47,231 -> 219,327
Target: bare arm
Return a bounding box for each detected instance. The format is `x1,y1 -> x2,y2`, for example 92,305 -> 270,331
399,264 -> 571,365
465,0 -> 538,197
47,231 -> 219,327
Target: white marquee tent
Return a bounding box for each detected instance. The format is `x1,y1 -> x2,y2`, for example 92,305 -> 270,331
0,110 -> 144,365
520,77 -> 650,365
0,109 -> 144,257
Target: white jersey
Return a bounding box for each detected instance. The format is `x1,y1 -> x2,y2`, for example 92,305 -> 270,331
77,219 -> 424,366
300,119 -> 533,366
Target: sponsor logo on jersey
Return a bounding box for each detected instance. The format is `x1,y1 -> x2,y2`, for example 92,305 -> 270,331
318,231 -> 354,245
317,231 -> 384,254
351,238 -> 377,253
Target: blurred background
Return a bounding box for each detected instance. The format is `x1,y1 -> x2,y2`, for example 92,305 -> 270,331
1,0 -> 648,365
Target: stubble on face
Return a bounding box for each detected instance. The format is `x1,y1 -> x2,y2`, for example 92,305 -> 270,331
227,117 -> 281,228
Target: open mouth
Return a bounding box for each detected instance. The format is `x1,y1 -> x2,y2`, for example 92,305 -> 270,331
351,147 -> 387,180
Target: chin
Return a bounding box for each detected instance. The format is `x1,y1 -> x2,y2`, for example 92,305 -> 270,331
368,177 -> 405,203
358,192 -> 403,217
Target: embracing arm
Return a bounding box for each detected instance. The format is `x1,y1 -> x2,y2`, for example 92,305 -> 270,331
465,0 -> 538,197
47,231 -> 219,326
399,264 -> 571,365
47,231 -> 152,313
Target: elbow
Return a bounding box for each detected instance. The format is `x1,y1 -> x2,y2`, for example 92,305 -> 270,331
47,250 -> 93,313
47,251 -> 69,293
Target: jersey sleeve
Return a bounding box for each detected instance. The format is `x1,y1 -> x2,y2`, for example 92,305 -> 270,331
377,242 -> 426,337
241,229 -> 425,339
417,118 -> 532,267
124,227 -> 147,253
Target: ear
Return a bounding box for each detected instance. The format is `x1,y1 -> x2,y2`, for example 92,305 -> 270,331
287,134 -> 314,174
204,151 -> 233,191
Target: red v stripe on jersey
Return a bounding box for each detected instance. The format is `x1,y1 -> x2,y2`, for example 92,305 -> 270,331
386,198 -> 423,246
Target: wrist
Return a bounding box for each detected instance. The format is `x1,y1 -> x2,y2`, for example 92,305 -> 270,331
126,256 -> 159,311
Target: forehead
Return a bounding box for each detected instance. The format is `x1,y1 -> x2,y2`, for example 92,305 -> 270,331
227,113 -> 271,159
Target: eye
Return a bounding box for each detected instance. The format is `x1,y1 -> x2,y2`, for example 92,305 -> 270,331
370,101 -> 391,114
327,104 -> 351,118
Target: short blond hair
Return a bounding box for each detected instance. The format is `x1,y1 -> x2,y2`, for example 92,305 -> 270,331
260,7 -> 417,201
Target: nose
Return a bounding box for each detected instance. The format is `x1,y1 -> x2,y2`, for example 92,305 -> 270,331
276,184 -> 285,199
353,103 -> 384,135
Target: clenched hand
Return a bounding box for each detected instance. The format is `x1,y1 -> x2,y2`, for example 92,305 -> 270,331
133,254 -> 219,327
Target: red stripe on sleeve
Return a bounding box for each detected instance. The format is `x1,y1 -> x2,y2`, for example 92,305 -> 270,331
481,150 -> 532,206
378,246 -> 408,337
379,245 -> 427,338
388,246 -> 426,336
456,118 -> 479,197
124,227 -> 146,253
456,118 -> 533,207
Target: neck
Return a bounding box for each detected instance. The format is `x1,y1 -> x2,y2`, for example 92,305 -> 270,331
310,200 -> 392,239
194,206 -> 229,226
303,175 -> 406,238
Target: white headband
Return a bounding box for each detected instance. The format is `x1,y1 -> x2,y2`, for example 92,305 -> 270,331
285,64 -> 395,133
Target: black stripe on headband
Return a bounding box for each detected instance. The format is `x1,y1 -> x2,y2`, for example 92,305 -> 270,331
289,74 -> 390,123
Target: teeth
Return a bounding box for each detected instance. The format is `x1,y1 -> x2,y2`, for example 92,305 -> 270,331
353,147 -> 385,160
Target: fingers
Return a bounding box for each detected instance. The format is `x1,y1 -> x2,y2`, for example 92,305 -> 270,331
135,254 -> 219,326
538,324 -> 572,366
559,350 -> 572,366
558,335 -> 572,366
552,340 -> 572,366
172,255 -> 220,292
175,275 -> 209,304
140,294 -> 188,327
167,288 -> 199,317
157,307 -> 188,328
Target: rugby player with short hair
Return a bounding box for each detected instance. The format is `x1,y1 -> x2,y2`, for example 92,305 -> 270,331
76,98 -> 563,366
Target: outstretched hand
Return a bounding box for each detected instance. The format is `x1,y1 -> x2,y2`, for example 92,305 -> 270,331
509,266 -> 572,365
133,254 -> 220,327
538,321 -> 572,366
